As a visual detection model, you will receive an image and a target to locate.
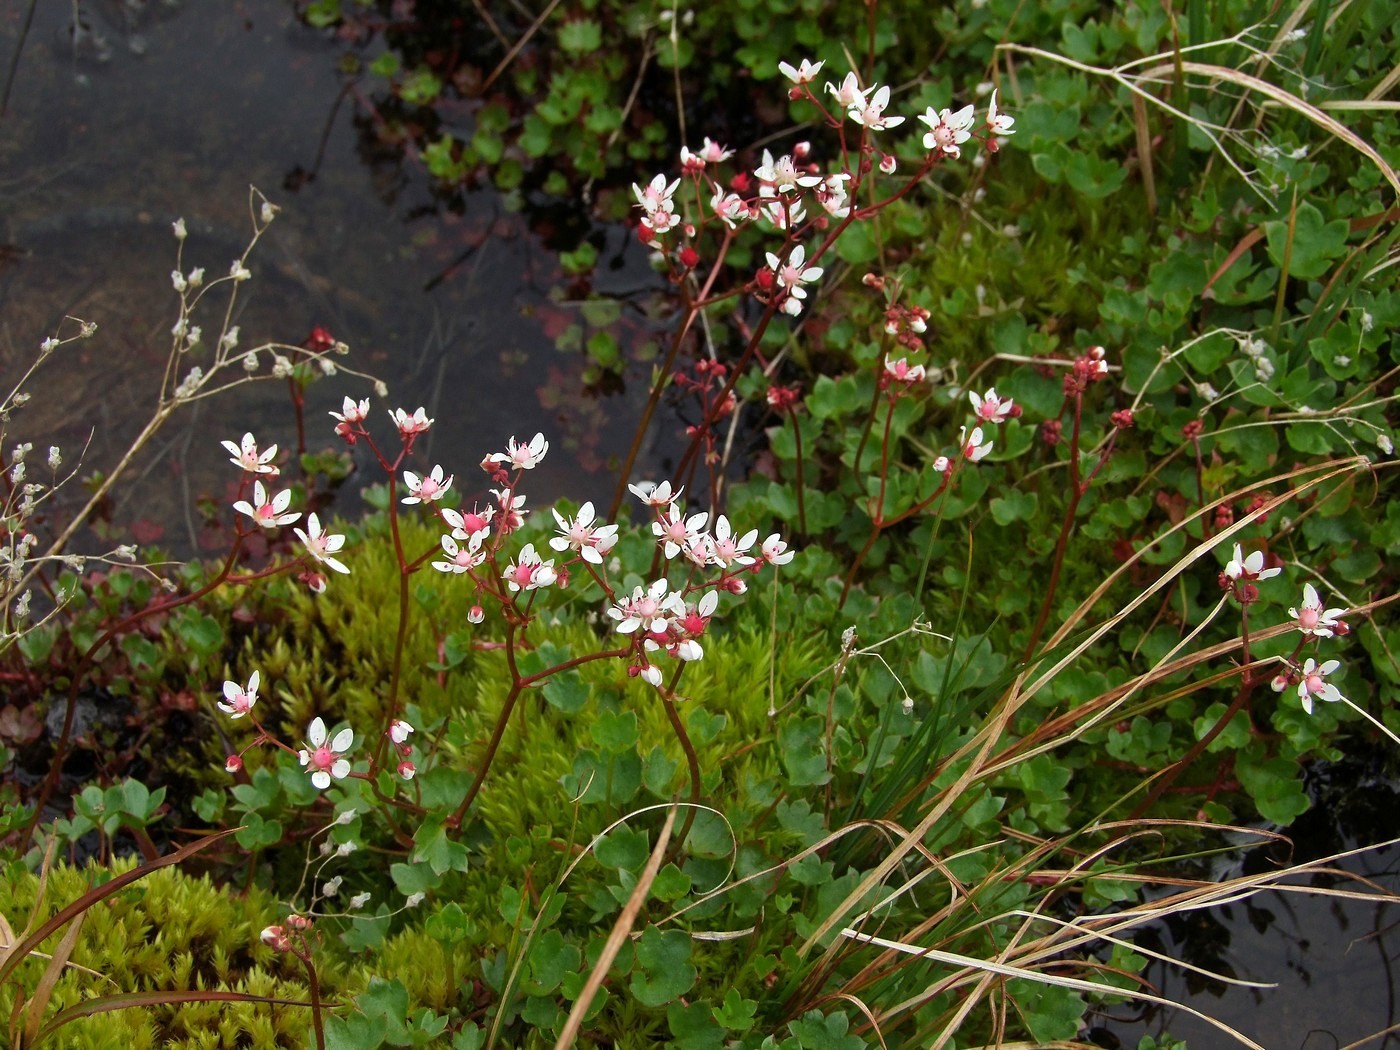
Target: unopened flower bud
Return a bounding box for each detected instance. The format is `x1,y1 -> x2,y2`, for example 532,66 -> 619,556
468,604 -> 485,624
225,754 -> 243,773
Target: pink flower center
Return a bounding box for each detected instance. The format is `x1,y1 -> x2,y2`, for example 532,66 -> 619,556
1303,672 -> 1325,695
310,744 -> 335,771
1299,607 -> 1320,629
933,124 -> 955,148
510,564 -> 535,587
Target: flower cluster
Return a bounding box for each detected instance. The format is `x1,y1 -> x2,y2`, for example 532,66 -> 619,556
629,63 -> 1015,324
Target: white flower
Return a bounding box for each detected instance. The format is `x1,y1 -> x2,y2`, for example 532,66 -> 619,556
503,542 -> 556,591
489,433 -> 549,471
218,671 -> 259,718
1297,658 -> 1344,715
233,480 -> 301,528
761,533 -> 794,566
959,425 -> 993,462
778,58 -> 824,84
549,501 -> 619,564
629,479 -> 682,508
847,84 -> 904,131
609,579 -> 682,634
390,406 -> 434,437
1289,584 -> 1345,637
222,433 -> 280,476
985,89 -> 1015,135
825,72 -> 865,109
919,103 -> 976,158
402,464 -> 453,504
389,719 -> 414,744
295,513 -> 350,575
431,529 -> 486,574
1223,543 -> 1280,581
298,717 -> 355,790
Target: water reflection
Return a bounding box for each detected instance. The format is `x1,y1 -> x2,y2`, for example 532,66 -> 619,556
0,0 -> 661,557
1098,745 -> 1400,1048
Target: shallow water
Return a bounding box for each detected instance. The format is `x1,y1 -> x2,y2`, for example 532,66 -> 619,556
0,0 -> 661,555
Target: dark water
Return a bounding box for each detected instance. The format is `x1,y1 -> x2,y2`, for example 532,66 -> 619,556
2,4 -> 1397,1047
1098,749 -> 1400,1048
0,0 -> 662,555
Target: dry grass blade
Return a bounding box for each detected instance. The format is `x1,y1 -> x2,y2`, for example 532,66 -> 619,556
553,806 -> 676,1050
840,926 -> 1267,1049
21,910 -> 84,1047
1141,60 -> 1400,197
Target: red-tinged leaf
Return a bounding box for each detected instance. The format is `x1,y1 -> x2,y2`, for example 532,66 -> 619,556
130,519 -> 165,544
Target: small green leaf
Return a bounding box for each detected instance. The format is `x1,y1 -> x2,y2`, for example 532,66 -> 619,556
629,928 -> 696,1007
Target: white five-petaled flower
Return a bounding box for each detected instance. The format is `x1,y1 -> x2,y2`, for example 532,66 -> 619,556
884,358 -> 926,385
402,464 -> 453,504
298,717 -> 355,790
778,57 -> 824,84
959,425 -> 993,462
503,542 -> 556,591
767,244 -> 824,294
709,184 -> 749,229
969,387 -> 1013,423
1289,584 -> 1345,637
233,480 -> 301,529
222,433 -> 279,476
609,579 -> 682,634
986,89 -> 1015,136
330,396 -> 369,426
629,479 -> 682,508
847,84 -> 904,131
707,515 -> 758,568
1297,658 -> 1345,715
826,72 -> 865,109
754,150 -> 821,197
295,513 -> 350,575
696,137 -> 733,164
1224,544 -> 1280,582
490,433 -> 549,471
218,670 -> 259,719
390,407 -> 433,437
761,533 -> 794,566
632,173 -> 680,214
549,501 -> 619,564
653,505 -> 709,560
919,104 -> 976,158
432,528 -> 486,574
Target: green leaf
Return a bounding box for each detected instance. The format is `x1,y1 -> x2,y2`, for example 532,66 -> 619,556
713,988 -> 758,1031
651,863 -> 691,901
413,817 -> 470,875
558,18 -> 603,54
779,717 -> 831,787
1265,202 -> 1349,279
591,709 -> 638,752
629,928 -> 696,1007
669,1001 -> 725,1049
542,673 -> 589,713
989,489 -> 1037,526
595,826 -> 649,871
